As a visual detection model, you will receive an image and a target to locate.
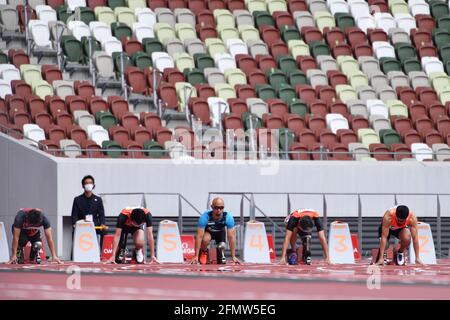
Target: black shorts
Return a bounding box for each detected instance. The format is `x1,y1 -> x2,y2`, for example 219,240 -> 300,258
205,228 -> 226,244
11,226 -> 41,248
118,226 -> 144,249
289,227 -> 312,239
378,225 -> 406,240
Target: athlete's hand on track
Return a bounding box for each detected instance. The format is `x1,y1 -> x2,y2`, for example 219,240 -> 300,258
190,257 -> 199,264
51,257 -> 63,264
6,257 -> 17,264
147,255 -> 160,264
415,258 -> 425,266
103,257 -> 117,264
278,257 -> 287,265
232,256 -> 241,265
375,259 -> 385,266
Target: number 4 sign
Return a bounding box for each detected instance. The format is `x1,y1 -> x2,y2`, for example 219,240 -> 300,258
328,221 -> 355,264
243,221 -> 270,264
408,222 -> 437,265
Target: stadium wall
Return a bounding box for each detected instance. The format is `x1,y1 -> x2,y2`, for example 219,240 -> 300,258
1,134 -> 450,260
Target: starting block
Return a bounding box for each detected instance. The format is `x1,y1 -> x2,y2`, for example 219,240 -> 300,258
328,221 -> 355,264
181,235 -> 195,261
371,246 -> 396,265
0,222 -> 9,263
409,222 -> 437,265
156,220 -> 183,263
73,221 -> 100,262
101,234 -> 115,261
267,234 -> 276,261
351,234 -> 361,260
243,220 -> 270,263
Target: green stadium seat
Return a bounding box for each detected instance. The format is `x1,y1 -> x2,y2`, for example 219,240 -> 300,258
111,22 -> 132,40
309,41 -> 331,57
143,140 -> 166,158
131,51 -> 152,71
289,99 -> 308,117
184,68 -> 206,85
334,13 -> 355,30
380,57 -> 402,74
61,35 -> 84,63
194,53 -> 214,70
277,83 -> 296,104
395,43 -> 417,63
102,140 -> 124,158
242,112 -> 263,130
142,38 -> 163,56
253,11 -> 274,28
379,129 -> 402,147
255,84 -> 277,100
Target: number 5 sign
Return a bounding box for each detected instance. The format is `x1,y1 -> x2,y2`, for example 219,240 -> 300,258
73,221 -> 100,262
156,220 -> 183,263
408,222 -> 437,265
328,221 -> 355,264
243,221 -> 270,264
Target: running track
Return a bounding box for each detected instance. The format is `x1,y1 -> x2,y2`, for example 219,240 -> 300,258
0,260 -> 449,299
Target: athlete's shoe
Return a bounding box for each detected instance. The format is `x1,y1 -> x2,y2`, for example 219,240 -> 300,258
116,248 -> 128,264
199,250 -> 208,265
30,242 -> 42,264
217,248 -> 226,264
305,256 -> 312,265
396,251 -> 405,266
288,252 -> 297,265
135,249 -> 144,264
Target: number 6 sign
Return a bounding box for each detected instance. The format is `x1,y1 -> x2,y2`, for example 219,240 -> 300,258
73,221 -> 100,262
328,221 -> 355,264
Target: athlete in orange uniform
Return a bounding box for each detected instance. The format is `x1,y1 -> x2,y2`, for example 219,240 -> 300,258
376,205 -> 423,266
104,207 -> 158,264
279,209 -> 330,265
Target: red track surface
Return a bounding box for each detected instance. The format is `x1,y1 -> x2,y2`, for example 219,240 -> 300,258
1,260 -> 450,300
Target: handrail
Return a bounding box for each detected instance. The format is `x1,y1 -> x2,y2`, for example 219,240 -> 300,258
3,124 -> 450,158
242,194 -> 285,233
0,123 -> 54,151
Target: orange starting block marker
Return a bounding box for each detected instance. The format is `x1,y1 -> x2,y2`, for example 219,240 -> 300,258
351,234 -> 361,261
267,234 -> 276,261
181,235 -> 195,261
101,234 -> 114,261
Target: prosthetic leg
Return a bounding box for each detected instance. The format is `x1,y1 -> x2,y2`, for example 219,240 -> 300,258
301,235 -> 312,265
116,231 -> 129,264
216,242 -> 226,264
30,241 -> 42,264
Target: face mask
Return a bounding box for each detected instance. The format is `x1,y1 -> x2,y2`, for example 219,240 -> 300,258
84,184 -> 94,192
